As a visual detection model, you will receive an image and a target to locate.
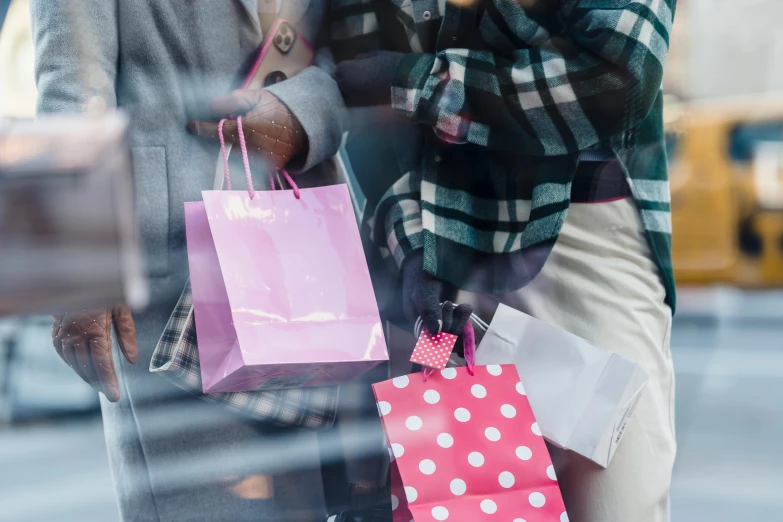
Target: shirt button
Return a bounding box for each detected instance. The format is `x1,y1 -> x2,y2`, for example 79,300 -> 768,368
434,154 -> 442,163
452,36 -> 458,41
423,10 -> 432,20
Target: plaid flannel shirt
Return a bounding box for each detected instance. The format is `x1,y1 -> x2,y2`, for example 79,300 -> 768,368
331,0 -> 677,310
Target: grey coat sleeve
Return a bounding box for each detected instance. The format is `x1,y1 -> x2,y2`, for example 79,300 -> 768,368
30,0 -> 119,114
264,1 -> 345,173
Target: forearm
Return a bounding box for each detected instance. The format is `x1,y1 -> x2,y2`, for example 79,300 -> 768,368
265,0 -> 346,172
264,48 -> 346,172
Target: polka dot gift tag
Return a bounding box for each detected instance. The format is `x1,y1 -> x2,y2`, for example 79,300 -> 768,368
410,331 -> 458,370
373,366 -> 568,522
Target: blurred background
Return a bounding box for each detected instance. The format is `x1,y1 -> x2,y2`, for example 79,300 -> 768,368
2,0 -> 783,520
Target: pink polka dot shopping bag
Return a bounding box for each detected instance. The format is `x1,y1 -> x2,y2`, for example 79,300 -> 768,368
372,365 -> 569,522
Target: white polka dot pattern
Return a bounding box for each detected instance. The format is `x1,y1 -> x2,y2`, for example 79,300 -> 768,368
437,433 -> 454,448
419,459 -> 436,475
531,422 -> 542,436
468,451 -> 485,467
441,368 -> 457,379
486,364 -> 503,376
373,365 -> 567,521
485,427 -> 501,441
454,407 -> 471,422
409,331 -> 459,370
449,478 -> 466,496
393,375 -> 410,388
516,445 -> 533,461
391,443 -> 405,459
377,401 -> 391,416
423,390 -> 441,404
470,384 -> 487,398
480,499 -> 498,514
405,416 -> 423,431
499,471 -> 515,488
529,492 -> 546,508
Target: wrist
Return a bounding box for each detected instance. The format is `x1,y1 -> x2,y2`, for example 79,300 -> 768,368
401,249 -> 425,282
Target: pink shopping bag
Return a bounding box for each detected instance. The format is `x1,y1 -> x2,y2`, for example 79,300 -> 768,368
373,364 -> 568,522
185,118 -> 388,393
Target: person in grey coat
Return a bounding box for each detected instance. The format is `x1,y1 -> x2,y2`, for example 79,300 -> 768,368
32,1 -> 345,520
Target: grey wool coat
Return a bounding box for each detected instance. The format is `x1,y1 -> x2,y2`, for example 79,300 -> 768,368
30,1 -> 345,520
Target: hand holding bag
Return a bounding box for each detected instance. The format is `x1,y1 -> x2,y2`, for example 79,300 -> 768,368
150,127 -> 341,426
186,119 -> 388,393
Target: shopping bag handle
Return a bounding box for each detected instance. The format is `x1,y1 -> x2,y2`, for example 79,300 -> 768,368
217,117 -> 300,200
413,308 -> 488,338
464,320 -> 476,373
470,312 -> 489,332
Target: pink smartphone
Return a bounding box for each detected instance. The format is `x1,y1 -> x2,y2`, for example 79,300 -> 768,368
242,19 -> 315,90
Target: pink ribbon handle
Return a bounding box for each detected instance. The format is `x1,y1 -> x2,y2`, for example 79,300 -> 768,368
235,116 -> 255,200
269,168 -> 301,199
218,117 -> 253,198
218,119 -> 232,191
218,117 -> 300,200
463,320 -> 476,375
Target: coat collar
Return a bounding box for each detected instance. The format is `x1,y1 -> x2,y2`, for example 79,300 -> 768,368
237,0 -> 260,30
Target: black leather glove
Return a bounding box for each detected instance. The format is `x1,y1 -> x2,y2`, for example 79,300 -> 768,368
334,51 -> 405,107
401,251 -> 472,349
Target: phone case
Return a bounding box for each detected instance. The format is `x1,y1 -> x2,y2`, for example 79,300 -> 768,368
242,19 -> 315,90
211,19 -> 315,192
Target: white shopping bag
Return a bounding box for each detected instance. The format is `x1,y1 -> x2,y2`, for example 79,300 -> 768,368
475,304 -> 648,467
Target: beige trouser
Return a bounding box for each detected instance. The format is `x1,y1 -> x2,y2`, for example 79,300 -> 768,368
457,198 -> 676,522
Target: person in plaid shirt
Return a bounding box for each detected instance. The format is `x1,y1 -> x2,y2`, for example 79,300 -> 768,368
333,1 -> 677,521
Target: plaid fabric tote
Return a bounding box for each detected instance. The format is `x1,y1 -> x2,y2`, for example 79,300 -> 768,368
150,281 -> 339,428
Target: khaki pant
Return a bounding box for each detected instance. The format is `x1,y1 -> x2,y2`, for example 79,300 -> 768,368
457,198 -> 676,522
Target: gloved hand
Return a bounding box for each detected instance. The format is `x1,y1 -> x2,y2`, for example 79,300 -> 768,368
334,51 -> 405,107
402,251 -> 472,355
51,305 -> 138,402
187,89 -> 306,171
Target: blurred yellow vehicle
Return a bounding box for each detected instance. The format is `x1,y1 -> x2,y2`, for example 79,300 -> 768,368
666,94 -> 783,286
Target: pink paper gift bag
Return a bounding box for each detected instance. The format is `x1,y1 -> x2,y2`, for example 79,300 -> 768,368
185,122 -> 388,393
373,365 -> 568,522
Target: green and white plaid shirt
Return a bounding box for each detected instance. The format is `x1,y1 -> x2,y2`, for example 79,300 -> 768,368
331,0 -> 677,310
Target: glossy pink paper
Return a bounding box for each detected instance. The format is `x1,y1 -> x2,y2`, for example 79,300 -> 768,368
185,185 -> 388,393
